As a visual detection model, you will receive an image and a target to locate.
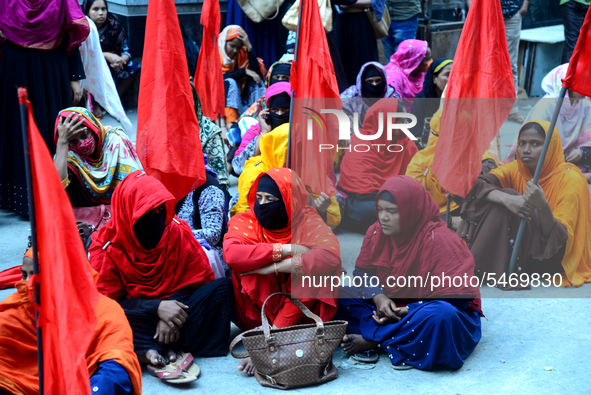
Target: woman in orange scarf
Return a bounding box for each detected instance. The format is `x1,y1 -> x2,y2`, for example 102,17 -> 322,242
220,25 -> 266,133
223,168 -> 341,376
0,249 -> 142,395
458,121 -> 591,289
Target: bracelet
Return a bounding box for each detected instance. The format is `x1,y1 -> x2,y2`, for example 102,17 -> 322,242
61,175 -> 70,188
274,262 -> 278,275
293,254 -> 305,276
272,243 -> 282,262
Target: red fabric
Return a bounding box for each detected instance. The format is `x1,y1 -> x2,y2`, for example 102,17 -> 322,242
136,0 -> 206,201
0,266 -> 22,290
194,0 -> 225,119
356,176 -> 481,313
337,99 -> 418,195
18,88 -> 100,395
562,7 -> 591,97
89,171 -> 215,300
289,0 -> 340,197
223,168 -> 341,330
432,0 -> 515,198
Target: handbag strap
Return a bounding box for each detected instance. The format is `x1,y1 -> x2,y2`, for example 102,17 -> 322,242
243,0 -> 281,21
229,333 -> 249,359
260,292 -> 325,346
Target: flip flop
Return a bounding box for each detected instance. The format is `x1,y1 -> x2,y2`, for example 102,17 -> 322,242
173,352 -> 201,378
351,349 -> 379,363
392,363 -> 414,370
147,363 -> 198,385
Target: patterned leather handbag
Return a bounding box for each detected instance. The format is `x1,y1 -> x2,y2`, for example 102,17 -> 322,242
230,292 -> 347,390
72,204 -> 112,230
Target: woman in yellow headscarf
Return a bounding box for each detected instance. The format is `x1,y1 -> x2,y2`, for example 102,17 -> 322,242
405,110 -> 498,222
457,120 -> 591,289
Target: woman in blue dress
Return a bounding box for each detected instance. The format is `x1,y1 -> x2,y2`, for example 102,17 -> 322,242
337,175 -> 483,370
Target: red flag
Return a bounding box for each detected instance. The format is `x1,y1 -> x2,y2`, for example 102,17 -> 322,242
562,7 -> 591,96
289,0 -> 341,197
194,0 -> 225,119
432,0 -> 515,197
137,0 -> 206,201
18,88 -> 100,395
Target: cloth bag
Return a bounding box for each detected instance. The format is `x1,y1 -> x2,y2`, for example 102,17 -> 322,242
230,292 -> 347,390
72,204 -> 112,230
366,7 -> 390,40
282,0 -> 333,32
238,0 -> 285,23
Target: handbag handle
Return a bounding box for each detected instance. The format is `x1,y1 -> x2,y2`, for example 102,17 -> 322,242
260,292 -> 325,346
243,0 -> 281,21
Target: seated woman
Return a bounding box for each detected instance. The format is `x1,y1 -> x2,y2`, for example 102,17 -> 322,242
176,154 -> 229,277
504,64 -> 591,183
223,169 -> 341,375
337,100 -> 418,233
89,171 -> 234,378
220,25 -> 266,135
341,62 -> 401,131
406,110 -> 498,230
0,248 -> 142,395
54,107 -> 142,207
83,0 -> 141,103
458,121 -> 591,289
336,176 -> 483,370
409,58 -> 452,144
385,39 -> 432,111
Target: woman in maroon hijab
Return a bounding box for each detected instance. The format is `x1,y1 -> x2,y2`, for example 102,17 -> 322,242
0,0 -> 89,216
336,176 -> 483,370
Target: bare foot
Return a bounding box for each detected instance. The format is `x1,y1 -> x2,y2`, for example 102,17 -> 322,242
139,349 -> 166,366
165,349 -> 180,363
340,334 -> 378,355
237,357 -> 256,376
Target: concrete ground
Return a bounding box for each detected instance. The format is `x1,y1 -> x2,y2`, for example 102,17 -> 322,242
1,100 -> 590,394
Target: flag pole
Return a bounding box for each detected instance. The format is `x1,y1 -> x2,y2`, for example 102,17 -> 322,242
445,193 -> 451,228
287,0 -> 303,169
18,88 -> 44,395
507,87 -> 567,276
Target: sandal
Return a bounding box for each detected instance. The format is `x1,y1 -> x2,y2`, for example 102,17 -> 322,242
392,363 -> 414,370
507,113 -> 524,124
173,352 -> 201,378
351,349 -> 379,363
147,363 -> 198,385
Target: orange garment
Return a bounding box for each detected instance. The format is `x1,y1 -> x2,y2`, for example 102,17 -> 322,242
406,110 -> 498,215
219,26 -> 266,75
490,120 -> 591,286
0,282 -> 142,395
225,107 -> 239,123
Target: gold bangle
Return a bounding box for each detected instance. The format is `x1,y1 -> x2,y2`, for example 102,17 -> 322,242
274,262 -> 278,275
61,175 -> 70,188
272,243 -> 282,262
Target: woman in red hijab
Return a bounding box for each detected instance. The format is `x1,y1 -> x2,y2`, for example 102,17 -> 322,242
89,171 -> 233,381
336,176 -> 482,370
337,99 -> 418,234
223,168 -> 341,376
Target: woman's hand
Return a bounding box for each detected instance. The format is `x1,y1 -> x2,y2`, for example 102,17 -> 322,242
154,319 -> 180,345
314,192 -> 332,215
245,68 -> 261,84
120,54 -> 131,66
241,258 -> 292,276
502,194 -> 535,220
565,148 -> 583,164
57,113 -> 86,146
70,81 -> 83,105
157,300 -> 189,328
104,52 -> 124,71
238,28 -> 252,52
258,109 -> 272,135
287,244 -> 311,257
371,294 -> 400,325
523,181 -> 549,211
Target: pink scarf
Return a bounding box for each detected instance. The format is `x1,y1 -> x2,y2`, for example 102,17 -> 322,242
385,39 -> 428,108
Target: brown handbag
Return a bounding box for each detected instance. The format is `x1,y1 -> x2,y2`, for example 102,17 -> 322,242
366,7 -> 391,40
230,292 -> 348,390
72,204 -> 112,230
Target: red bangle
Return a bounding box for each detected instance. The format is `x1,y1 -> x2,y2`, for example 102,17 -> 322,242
272,243 -> 282,262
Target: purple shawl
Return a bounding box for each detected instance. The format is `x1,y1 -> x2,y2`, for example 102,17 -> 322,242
385,39 -> 428,108
0,0 -> 89,51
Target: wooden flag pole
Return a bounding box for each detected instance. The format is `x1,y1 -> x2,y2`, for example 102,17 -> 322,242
19,88 -> 44,395
286,0 -> 303,169
507,87 -> 567,276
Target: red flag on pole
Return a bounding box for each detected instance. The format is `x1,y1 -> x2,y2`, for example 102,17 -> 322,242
562,7 -> 591,97
137,0 -> 206,201
194,0 -> 225,119
289,0 -> 341,197
432,0 -> 515,197
19,88 -> 100,395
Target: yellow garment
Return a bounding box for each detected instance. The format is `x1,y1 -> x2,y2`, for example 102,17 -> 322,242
406,110 -> 497,215
490,120 -> 591,287
306,189 -> 341,227
231,123 -> 289,216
